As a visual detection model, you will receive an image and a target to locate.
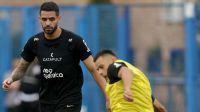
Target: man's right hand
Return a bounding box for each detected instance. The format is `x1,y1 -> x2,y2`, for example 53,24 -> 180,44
123,89 -> 133,102
2,77 -> 13,91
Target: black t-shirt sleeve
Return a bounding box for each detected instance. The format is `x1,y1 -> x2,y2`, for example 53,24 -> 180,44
152,94 -> 155,102
74,36 -> 91,61
107,62 -> 127,84
21,38 -> 36,62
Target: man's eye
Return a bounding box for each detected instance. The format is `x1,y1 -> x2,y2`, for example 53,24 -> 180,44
49,17 -> 56,21
41,18 -> 47,21
41,17 -> 55,21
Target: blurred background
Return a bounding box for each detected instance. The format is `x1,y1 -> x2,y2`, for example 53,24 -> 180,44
0,0 -> 200,112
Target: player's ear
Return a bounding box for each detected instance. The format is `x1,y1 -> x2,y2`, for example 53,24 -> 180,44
57,15 -> 61,21
111,56 -> 116,63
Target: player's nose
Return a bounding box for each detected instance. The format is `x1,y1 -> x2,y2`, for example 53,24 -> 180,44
45,19 -> 51,25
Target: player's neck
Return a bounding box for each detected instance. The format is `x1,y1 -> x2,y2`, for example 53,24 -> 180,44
44,27 -> 62,40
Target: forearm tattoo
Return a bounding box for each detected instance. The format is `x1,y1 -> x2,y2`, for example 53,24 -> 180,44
11,59 -> 30,82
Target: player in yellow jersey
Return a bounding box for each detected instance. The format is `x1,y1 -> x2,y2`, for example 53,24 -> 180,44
94,49 -> 167,112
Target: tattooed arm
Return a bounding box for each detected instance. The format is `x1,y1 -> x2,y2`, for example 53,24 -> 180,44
2,58 -> 31,91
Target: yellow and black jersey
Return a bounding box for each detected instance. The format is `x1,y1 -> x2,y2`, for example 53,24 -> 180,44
106,60 -> 154,112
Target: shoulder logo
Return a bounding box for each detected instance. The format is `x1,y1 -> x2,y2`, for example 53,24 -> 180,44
68,38 -> 72,42
34,38 -> 39,42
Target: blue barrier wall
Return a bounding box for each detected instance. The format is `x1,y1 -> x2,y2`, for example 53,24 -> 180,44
185,3 -> 198,112
0,5 -> 131,112
0,11 -> 12,112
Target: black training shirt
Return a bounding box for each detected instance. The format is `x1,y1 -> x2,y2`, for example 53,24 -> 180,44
21,29 -> 91,104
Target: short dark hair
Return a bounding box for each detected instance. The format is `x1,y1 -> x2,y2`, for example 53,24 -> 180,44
39,1 -> 59,16
94,49 -> 117,62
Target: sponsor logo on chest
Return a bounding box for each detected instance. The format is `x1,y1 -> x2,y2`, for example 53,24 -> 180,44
42,52 -> 62,62
43,68 -> 63,79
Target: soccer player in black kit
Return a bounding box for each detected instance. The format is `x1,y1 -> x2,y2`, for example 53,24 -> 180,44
2,1 -> 108,112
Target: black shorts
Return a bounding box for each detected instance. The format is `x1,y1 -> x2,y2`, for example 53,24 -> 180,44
19,101 -> 40,112
40,102 -> 81,112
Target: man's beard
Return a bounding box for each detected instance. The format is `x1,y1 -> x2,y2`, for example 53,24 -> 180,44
43,25 -> 58,35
